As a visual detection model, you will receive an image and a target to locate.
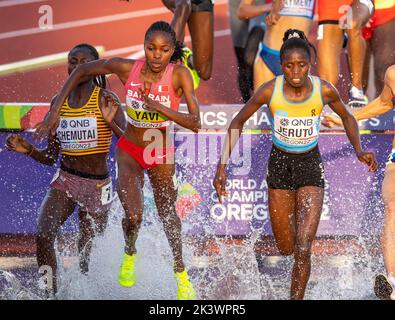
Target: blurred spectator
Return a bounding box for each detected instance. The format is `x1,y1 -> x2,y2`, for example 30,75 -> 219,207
228,0 -> 269,102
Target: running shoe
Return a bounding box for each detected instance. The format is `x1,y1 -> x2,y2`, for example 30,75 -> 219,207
348,86 -> 368,108
118,253 -> 137,287
182,47 -> 200,91
374,273 -> 394,300
174,269 -> 196,300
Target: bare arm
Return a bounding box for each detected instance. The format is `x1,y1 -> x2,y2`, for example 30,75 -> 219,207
322,80 -> 363,153
111,105 -> 127,138
28,135 -> 60,166
6,133 -> 60,166
322,80 -> 377,171
353,67 -> 395,120
213,80 -> 274,202
266,0 -> 284,25
6,97 -> 60,166
237,0 -> 272,20
99,90 -> 127,138
323,66 -> 395,126
140,65 -> 201,132
34,57 -> 133,140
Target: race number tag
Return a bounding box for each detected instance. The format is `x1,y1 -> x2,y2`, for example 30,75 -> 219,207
101,182 -> 113,205
280,0 -> 315,19
273,115 -> 320,147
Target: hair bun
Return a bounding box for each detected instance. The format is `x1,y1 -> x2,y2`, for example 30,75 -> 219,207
282,29 -> 306,43
288,32 -> 301,40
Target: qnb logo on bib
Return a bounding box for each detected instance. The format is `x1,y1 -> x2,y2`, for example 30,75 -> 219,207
57,117 -> 98,150
126,96 -> 171,112
280,0 -> 315,17
274,115 -> 319,146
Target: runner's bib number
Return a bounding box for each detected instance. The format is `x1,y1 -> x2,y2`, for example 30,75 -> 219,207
101,182 -> 113,205
57,117 -> 98,151
280,0 -> 315,19
273,115 -> 320,146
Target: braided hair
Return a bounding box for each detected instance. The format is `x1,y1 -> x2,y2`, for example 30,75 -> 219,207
144,21 -> 184,62
280,29 -> 316,64
69,43 -> 106,89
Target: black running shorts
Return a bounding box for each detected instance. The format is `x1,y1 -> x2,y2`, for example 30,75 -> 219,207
191,0 -> 214,12
266,145 -> 325,190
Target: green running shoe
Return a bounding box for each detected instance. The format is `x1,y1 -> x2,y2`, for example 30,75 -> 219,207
118,253 -> 137,288
182,47 -> 200,91
174,269 -> 197,300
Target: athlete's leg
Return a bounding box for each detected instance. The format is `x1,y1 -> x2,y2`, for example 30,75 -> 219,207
291,186 -> 324,300
317,24 -> 344,87
161,0 -> 191,42
187,10 -> 214,80
268,189 -> 297,255
381,164 -> 395,287
148,162 -> 184,272
345,0 -> 372,90
228,0 -> 250,102
148,161 -> 196,299
371,20 -> 395,94
116,147 -> 145,255
234,46 -> 251,102
78,208 -> 109,274
253,53 -> 275,91
362,38 -> 372,92
36,188 -> 76,293
245,26 -> 265,96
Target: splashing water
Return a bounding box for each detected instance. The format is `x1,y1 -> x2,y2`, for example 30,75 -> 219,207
0,270 -> 41,300
0,177 -> 384,300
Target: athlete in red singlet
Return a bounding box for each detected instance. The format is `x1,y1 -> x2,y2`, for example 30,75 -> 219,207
33,21 -> 201,300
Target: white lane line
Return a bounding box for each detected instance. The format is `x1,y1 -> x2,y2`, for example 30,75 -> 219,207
0,7 -> 169,40
123,29 -> 232,59
0,28 -> 230,74
0,0 -> 46,8
0,0 -> 228,40
0,46 -> 105,76
0,28 -> 231,74
103,44 -> 143,58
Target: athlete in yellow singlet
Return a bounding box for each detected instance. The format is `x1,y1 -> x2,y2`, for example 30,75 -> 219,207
6,44 -> 125,297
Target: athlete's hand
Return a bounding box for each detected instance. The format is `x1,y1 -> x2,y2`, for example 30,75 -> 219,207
213,167 -> 229,204
265,0 -> 284,26
322,114 -> 343,128
101,92 -> 120,124
33,114 -> 59,142
139,88 -> 160,112
356,151 -> 378,172
5,134 -> 32,154
266,11 -> 281,26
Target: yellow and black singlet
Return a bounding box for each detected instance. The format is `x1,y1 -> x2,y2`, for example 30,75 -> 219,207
56,86 -> 112,156
268,75 -> 324,153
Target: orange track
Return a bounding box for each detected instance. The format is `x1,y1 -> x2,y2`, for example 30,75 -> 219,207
0,0 -> 242,105
0,0 -> 350,105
